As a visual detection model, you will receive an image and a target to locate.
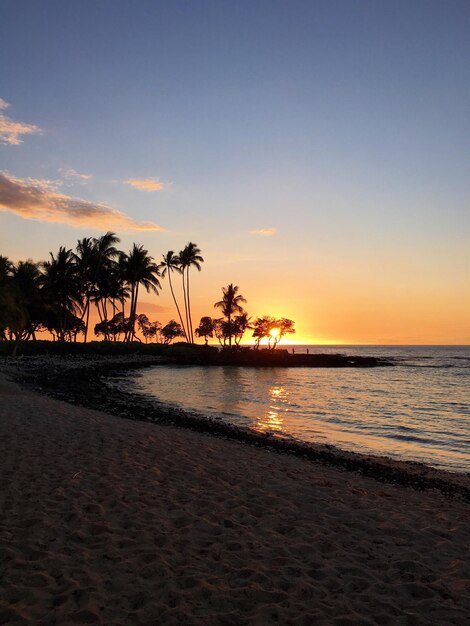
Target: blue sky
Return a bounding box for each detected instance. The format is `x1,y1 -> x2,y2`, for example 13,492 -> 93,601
1,0 -> 469,342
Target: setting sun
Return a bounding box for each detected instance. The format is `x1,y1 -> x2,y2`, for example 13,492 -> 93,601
270,328 -> 280,337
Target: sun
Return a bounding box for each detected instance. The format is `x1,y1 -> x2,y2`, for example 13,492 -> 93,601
270,327 -> 280,337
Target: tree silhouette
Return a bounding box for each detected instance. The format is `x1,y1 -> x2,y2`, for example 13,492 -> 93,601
179,242 -> 203,343
233,311 -> 252,346
121,244 -> 161,341
147,320 -> 162,343
96,312 -> 128,341
0,256 -> 28,344
12,260 -> 44,340
195,316 -> 214,344
74,232 -> 122,341
0,255 -> 13,282
91,232 -> 121,339
214,284 -> 247,348
252,316 -> 275,350
74,237 -> 96,342
1,235 -> 297,350
136,314 -> 162,343
252,316 -> 295,349
161,319 -> 185,344
273,318 -> 295,348
41,247 -> 82,341
159,251 -> 188,341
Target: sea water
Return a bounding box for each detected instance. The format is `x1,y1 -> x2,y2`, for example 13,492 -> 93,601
128,346 -> 470,472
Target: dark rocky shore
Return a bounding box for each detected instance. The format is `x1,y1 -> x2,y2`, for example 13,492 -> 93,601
2,354 -> 469,503
168,347 -> 394,368
0,339 -> 395,367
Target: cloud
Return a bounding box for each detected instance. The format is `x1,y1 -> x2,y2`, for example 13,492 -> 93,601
249,228 -> 276,236
59,168 -> 93,182
0,98 -> 42,145
0,171 -> 165,231
138,301 -> 173,314
126,177 -> 165,191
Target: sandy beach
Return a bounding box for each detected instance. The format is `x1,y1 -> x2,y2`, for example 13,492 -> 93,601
1,372 -> 469,625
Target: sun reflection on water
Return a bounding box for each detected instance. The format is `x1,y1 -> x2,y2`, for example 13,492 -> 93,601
255,386 -> 288,433
133,350 -> 470,472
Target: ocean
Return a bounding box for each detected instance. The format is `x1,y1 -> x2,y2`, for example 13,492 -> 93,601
127,346 -> 470,473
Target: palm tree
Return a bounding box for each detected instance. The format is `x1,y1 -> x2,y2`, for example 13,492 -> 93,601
41,247 -> 82,341
179,242 -> 203,343
121,244 -> 161,341
0,255 -> 13,282
93,231 -> 120,264
214,283 -> 247,348
91,232 -> 121,335
233,311 -> 252,347
159,251 -> 188,341
12,260 -> 44,340
0,256 -> 24,342
74,232 -> 122,341
74,237 -> 95,342
107,262 -> 130,318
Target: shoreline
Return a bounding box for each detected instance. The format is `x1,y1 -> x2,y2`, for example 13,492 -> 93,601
1,364 -> 470,623
2,355 -> 469,502
0,339 -> 394,367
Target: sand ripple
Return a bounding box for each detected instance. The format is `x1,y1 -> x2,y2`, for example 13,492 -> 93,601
0,375 -> 469,624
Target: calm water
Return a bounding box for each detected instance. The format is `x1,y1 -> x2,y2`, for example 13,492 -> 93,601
128,346 -> 470,472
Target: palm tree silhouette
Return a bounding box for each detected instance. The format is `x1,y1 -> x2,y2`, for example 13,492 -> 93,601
41,247 -> 82,341
121,244 -> 161,341
74,232 -> 121,341
74,237 -> 96,342
0,256 -> 14,340
0,256 -> 13,282
12,260 -> 43,340
92,232 -> 121,334
107,259 -> 130,320
214,283 -> 247,348
179,242 -> 203,343
159,251 -> 188,341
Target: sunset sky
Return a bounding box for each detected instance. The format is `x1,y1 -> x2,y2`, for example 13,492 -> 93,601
1,0 -> 469,344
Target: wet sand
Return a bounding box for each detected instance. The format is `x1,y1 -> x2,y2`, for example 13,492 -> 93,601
1,372 -> 469,624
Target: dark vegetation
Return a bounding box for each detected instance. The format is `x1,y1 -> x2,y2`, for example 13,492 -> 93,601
1,232 -> 296,354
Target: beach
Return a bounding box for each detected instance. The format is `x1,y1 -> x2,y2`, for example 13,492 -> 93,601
1,371 -> 470,625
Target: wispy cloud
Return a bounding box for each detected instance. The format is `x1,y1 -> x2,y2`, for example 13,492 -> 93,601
0,98 -> 42,145
249,228 -> 277,236
126,177 -> 165,191
0,172 -> 164,231
59,168 -> 93,182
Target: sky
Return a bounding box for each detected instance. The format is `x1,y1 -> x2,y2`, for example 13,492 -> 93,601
1,0 -> 469,344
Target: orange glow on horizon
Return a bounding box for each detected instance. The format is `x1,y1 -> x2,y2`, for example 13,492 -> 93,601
3,228 -> 469,346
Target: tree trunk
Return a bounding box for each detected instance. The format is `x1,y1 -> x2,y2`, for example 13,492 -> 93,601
187,267 -> 193,343
84,299 -> 90,343
182,271 -> 190,342
126,285 -> 134,342
129,283 -> 139,341
169,271 -> 187,341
